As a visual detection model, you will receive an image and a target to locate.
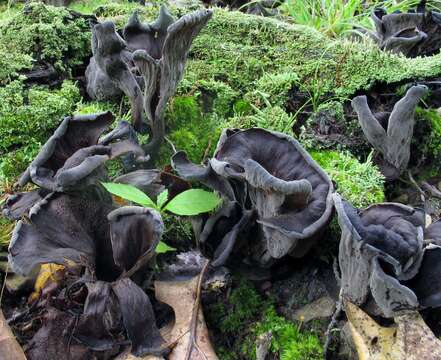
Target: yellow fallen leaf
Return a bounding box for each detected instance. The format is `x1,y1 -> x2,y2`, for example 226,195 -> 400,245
29,263 -> 65,303
345,300 -> 441,360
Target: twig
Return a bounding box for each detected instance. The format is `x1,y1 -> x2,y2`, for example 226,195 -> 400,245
408,170 -> 426,202
201,138 -> 212,163
0,262 -> 9,307
323,293 -> 342,359
332,256 -> 341,286
117,247 -> 155,281
185,260 -> 210,360
164,136 -> 177,155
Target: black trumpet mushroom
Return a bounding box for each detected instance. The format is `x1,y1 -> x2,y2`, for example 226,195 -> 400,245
351,84 -> 428,179
16,112 -> 145,192
172,128 -> 334,267
2,111 -> 168,358
9,192 -> 166,356
333,193 -> 441,318
86,5 -> 212,158
372,1 -> 441,57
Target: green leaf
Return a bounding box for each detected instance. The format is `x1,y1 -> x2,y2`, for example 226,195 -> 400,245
157,189 -> 169,209
156,241 -> 176,254
101,182 -> 156,208
164,189 -> 221,216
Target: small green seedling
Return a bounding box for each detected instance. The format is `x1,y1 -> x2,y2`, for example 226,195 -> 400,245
101,182 -> 222,253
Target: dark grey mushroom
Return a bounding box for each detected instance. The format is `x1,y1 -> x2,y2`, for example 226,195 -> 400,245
86,6 -> 212,157
333,193 -> 441,317
8,191 -> 166,356
108,206 -> 163,272
9,192 -> 116,278
2,189 -> 50,220
372,8 -> 427,55
173,128 -> 334,267
372,3 -> 441,57
17,112 -> 145,192
351,85 -> 428,179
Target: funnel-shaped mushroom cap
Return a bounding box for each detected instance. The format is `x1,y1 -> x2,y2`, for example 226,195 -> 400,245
334,193 -> 441,317
123,6 -> 175,59
108,206 -> 163,272
17,112 -> 144,191
2,189 -> 50,220
212,128 -> 334,260
8,192 -> 117,278
173,128 -> 333,267
372,8 -> 427,55
351,85 -> 428,179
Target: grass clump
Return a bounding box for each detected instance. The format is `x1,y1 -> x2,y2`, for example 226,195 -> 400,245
0,80 -> 80,181
311,150 -> 385,208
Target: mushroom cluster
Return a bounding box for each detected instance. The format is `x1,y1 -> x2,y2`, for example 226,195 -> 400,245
3,113 -> 169,358
372,2 -> 441,57
86,6 -> 212,157
334,193 -> 441,318
172,128 -> 334,267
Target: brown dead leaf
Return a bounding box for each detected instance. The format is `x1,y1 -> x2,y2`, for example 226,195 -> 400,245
0,309 -> 27,360
155,274 -> 218,360
345,300 -> 441,360
114,348 -> 164,360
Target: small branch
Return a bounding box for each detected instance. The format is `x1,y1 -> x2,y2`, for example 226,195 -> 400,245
408,170 -> 426,203
323,293 -> 342,359
185,259 -> 210,360
164,136 -> 177,155
117,247 -> 155,281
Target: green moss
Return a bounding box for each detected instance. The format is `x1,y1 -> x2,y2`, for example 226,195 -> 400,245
205,279 -> 323,360
75,100 -> 119,116
252,307 -> 323,360
311,150 -> 385,208
414,107 -> 441,159
245,72 -> 299,107
226,104 -> 295,134
186,10 -> 441,106
233,99 -> 253,115
0,80 -> 81,181
0,2 -> 91,80
159,93 -> 224,165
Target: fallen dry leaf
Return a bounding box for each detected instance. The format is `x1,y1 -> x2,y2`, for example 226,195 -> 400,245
29,263 -> 65,303
0,309 -> 27,360
155,273 -> 218,360
345,300 -> 441,360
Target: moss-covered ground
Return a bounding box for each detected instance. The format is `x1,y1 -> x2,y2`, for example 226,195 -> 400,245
3,1 -> 441,356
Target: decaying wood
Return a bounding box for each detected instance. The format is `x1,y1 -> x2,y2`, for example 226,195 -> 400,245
0,309 -> 27,360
